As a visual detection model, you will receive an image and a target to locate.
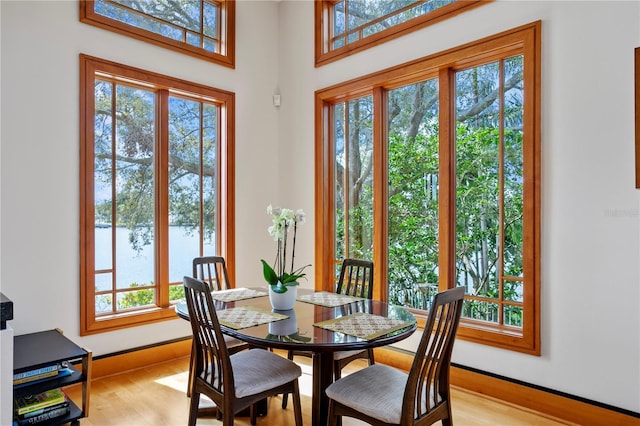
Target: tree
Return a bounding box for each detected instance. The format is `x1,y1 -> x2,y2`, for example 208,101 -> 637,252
337,57 -> 525,325
95,0 -> 215,44
92,77 -> 219,310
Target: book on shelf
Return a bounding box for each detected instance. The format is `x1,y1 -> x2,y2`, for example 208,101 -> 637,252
15,401 -> 70,425
13,370 -> 59,385
13,364 -> 59,384
19,400 -> 70,420
14,404 -> 70,426
14,388 -> 67,416
13,367 -> 74,389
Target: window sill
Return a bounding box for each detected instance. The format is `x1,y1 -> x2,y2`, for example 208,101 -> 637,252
81,306 -> 179,336
392,317 -> 538,356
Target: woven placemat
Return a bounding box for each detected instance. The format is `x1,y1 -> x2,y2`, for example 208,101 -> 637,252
217,306 -> 288,330
297,291 -> 364,307
211,288 -> 268,302
314,312 -> 414,340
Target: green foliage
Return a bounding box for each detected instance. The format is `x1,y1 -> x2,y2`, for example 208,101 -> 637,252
117,283 -> 185,309
387,131 -> 439,306
260,259 -> 306,293
118,282 -> 154,309
336,59 -> 526,327
455,123 -> 524,300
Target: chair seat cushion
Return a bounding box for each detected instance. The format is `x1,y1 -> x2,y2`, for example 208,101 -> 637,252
333,349 -> 366,361
231,349 -> 301,398
326,364 -> 407,423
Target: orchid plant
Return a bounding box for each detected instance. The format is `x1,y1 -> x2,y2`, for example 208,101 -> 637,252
261,205 -> 310,294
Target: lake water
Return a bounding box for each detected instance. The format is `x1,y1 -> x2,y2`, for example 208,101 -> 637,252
94,226 -> 214,290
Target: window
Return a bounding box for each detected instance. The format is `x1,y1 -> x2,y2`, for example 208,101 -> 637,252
79,0 -> 235,68
315,0 -> 490,67
80,54 -> 235,335
315,22 -> 541,354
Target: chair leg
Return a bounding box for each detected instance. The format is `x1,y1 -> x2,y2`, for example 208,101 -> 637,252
222,407 -> 234,426
282,350 -> 295,409
216,407 -> 223,420
442,401 -> 453,426
292,380 -> 303,426
187,341 -> 196,397
327,398 -> 337,426
187,391 -> 200,426
250,403 -> 257,425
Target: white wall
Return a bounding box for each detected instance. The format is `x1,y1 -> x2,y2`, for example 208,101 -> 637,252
277,0 -> 640,414
1,0 -> 639,415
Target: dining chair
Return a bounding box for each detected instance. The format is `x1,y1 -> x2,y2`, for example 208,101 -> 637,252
282,258 -> 374,409
332,258 -> 375,379
325,286 -> 465,426
192,256 -> 251,356
183,276 -> 304,426
187,256 -> 250,399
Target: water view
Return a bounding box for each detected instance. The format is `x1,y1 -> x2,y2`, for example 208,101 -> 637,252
94,226 -> 214,290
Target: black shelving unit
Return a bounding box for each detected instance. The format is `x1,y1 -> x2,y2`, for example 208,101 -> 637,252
13,329 -> 92,426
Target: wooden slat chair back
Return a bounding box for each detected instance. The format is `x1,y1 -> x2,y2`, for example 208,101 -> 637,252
193,256 -> 230,292
326,286 -> 465,426
336,258 -> 374,299
404,286 -> 465,425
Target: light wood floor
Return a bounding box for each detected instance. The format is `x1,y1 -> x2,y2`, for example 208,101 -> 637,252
66,354 -> 570,426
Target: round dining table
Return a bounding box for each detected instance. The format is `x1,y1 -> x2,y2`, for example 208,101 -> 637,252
175,287 -> 417,426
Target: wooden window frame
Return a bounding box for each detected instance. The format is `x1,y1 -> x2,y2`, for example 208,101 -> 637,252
635,47 -> 640,188
314,22 -> 541,354
79,0 -> 236,68
79,54 -> 236,335
315,0 -> 491,67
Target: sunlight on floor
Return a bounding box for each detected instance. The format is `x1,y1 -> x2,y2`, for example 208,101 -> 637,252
154,370 -> 190,393
297,362 -> 314,398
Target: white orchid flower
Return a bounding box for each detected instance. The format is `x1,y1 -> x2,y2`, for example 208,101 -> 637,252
263,205 -> 309,292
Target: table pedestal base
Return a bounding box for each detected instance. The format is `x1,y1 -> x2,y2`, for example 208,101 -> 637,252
312,352 -> 335,426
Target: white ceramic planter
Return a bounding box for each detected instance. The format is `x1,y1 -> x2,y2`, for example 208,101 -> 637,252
268,285 -> 298,310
